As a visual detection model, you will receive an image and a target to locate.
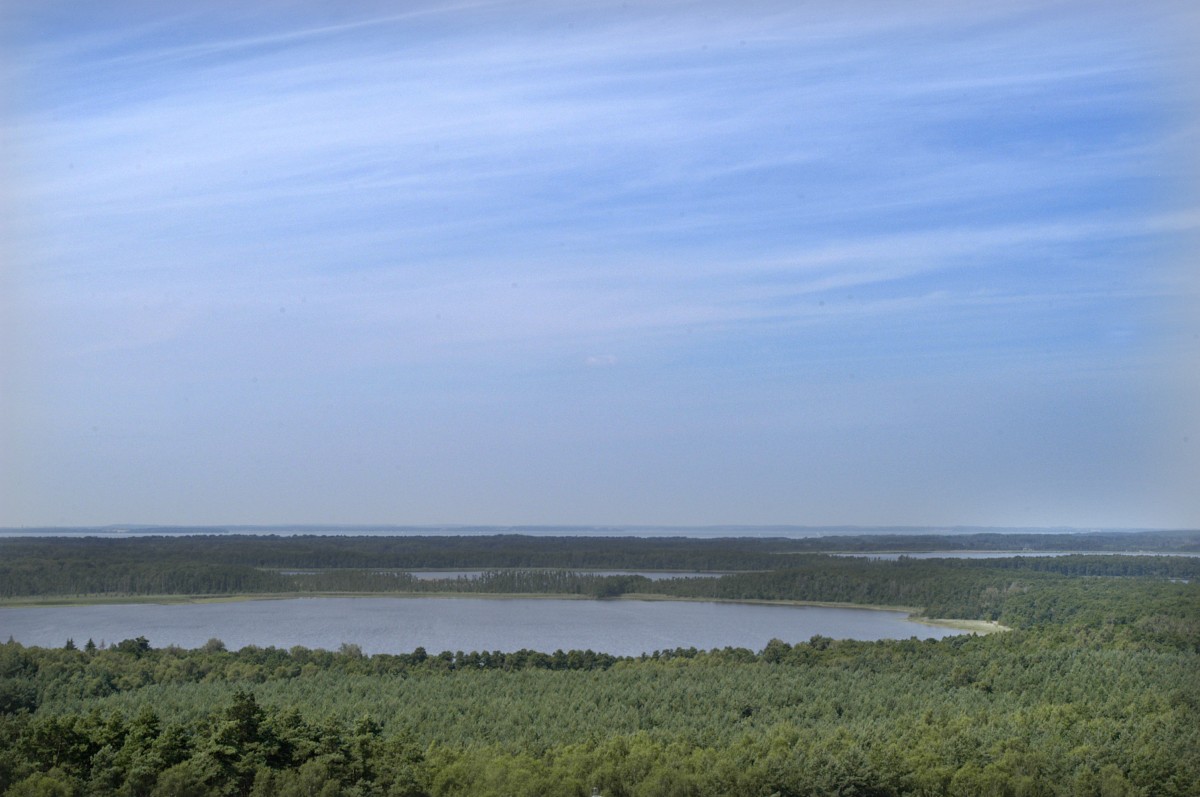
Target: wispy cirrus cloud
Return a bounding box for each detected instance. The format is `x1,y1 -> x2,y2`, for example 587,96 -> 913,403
2,0 -> 1196,526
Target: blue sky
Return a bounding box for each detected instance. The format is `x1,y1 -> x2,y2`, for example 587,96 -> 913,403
2,1 -> 1197,528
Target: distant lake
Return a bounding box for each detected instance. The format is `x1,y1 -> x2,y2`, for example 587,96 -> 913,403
0,598 -> 964,656
271,570 -> 726,581
830,551 -> 1200,560
370,570 -> 727,581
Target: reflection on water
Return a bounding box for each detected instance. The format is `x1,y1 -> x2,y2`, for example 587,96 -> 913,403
0,597 -> 964,656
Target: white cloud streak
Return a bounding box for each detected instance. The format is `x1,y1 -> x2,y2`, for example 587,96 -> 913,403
3,0 -> 1196,526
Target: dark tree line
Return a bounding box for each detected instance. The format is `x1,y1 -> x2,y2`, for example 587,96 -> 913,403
2,530 -> 1195,576
3,538 -> 1197,645
1,534 -> 1198,794
1,617 -> 1197,795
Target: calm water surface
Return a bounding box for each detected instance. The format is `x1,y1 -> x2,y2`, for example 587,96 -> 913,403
831,551 -> 1200,560
0,598 -> 962,656
273,570 -> 726,581
399,570 -> 726,581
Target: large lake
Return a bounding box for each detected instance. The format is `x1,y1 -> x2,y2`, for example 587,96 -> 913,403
0,598 -> 963,656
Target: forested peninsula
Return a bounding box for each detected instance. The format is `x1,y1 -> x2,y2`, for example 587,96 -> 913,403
1,532 -> 1198,796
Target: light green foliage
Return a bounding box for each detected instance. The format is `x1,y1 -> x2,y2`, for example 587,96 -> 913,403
0,533 -> 1197,795
1,619 -> 1197,796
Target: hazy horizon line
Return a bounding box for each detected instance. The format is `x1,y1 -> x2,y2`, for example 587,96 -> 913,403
2,523 -> 1192,534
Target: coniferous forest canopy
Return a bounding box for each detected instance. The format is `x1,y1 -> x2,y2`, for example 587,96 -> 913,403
0,532 -> 1197,796
6,0 -> 1199,795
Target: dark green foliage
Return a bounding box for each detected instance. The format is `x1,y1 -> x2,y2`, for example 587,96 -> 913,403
3,537 -> 1198,645
1,607 -> 1197,796
2,532 -> 1197,602
1,533 -> 1198,795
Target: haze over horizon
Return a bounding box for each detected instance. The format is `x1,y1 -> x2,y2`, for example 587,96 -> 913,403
0,523 -> 1190,535
3,1 -> 1198,529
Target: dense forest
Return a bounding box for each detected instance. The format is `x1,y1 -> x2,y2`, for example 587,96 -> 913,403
2,533 -> 1198,608
1,533 -> 1198,795
1,536 -> 1198,632
2,529 -> 1197,572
